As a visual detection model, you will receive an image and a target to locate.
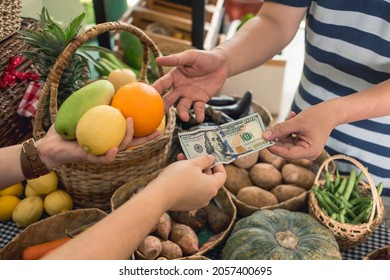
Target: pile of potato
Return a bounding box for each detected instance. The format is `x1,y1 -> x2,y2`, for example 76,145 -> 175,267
137,201 -> 233,260
225,149 -> 317,211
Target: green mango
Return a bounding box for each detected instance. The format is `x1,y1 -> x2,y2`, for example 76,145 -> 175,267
120,32 -> 158,72
120,32 -> 143,70
55,80 -> 115,140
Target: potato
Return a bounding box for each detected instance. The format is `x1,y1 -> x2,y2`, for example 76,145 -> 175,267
170,223 -> 199,255
160,239 -> 183,259
249,163 -> 282,190
137,235 -> 162,260
287,159 -> 313,169
258,148 -> 286,170
233,151 -> 259,169
236,186 -> 278,208
281,163 -> 316,190
154,212 -> 171,240
170,209 -> 208,232
203,203 -> 231,233
224,164 -> 253,194
271,184 -> 307,202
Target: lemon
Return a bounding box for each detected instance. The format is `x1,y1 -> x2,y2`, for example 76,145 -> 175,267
0,195 -> 21,222
12,196 -> 43,228
27,171 -> 58,195
108,68 -> 137,92
24,183 -> 41,197
76,105 -> 127,155
0,182 -> 24,197
43,189 -> 73,216
156,114 -> 166,133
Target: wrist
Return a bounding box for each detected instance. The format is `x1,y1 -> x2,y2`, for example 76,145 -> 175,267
212,47 -> 231,76
20,138 -> 52,179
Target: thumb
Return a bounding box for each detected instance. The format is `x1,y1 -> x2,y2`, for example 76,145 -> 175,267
191,154 -> 216,169
262,120 -> 296,141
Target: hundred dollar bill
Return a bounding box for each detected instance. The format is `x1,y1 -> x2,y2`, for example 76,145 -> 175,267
178,113 -> 274,166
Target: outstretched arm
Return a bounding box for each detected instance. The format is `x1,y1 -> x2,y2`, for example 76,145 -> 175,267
0,118 -> 159,189
42,155 -> 226,260
153,2 -> 306,122
262,79 -> 390,160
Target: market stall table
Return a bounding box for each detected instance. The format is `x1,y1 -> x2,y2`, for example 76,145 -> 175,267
1,220 -> 389,260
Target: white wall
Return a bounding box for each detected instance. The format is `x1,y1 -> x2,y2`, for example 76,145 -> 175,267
21,0 -> 84,27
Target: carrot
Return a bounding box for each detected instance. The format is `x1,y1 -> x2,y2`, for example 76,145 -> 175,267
22,237 -> 71,260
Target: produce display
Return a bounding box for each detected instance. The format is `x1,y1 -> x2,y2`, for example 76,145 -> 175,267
312,168 -> 383,224
0,172 -> 73,228
136,200 -> 234,260
222,209 -> 342,260
1,7 -> 388,262
225,148 -> 315,212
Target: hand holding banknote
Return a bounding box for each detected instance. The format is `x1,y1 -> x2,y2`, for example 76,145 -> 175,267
178,113 -> 274,166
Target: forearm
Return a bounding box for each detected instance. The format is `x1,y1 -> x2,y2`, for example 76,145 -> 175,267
42,183 -> 170,260
214,2 -> 305,77
0,144 -> 25,189
327,79 -> 390,126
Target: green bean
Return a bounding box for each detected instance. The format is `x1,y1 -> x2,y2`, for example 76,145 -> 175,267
343,169 -> 356,201
321,190 -> 340,213
338,208 -> 347,223
325,171 -> 332,189
345,206 -> 357,219
335,177 -> 348,197
340,196 -> 354,209
349,196 -> 370,206
355,169 -> 366,188
314,189 -> 333,215
351,207 -> 370,224
377,182 -> 384,196
327,191 -> 342,207
334,170 -> 340,188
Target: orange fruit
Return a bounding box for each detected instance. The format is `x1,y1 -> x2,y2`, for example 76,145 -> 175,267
111,82 -> 164,137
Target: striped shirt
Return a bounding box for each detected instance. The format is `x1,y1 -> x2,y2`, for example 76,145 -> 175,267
266,0 -> 390,195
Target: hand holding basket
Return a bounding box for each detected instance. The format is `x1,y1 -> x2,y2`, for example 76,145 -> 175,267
33,22 -> 176,210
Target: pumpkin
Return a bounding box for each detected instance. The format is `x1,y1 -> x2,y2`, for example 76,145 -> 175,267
222,209 -> 342,260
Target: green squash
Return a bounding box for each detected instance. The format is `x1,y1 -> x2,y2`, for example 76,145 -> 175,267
222,209 -> 342,260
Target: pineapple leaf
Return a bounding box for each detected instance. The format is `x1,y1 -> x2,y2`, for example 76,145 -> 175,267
64,11 -> 86,41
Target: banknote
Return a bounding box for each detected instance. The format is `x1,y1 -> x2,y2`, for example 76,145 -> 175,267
178,113 -> 274,166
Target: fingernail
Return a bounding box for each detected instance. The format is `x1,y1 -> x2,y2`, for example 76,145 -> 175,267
263,130 -> 272,139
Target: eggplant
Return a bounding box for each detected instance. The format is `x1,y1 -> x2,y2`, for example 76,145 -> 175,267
209,90 -> 253,119
207,95 -> 237,106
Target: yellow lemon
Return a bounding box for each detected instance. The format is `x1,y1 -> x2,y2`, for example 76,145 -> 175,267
76,104 -> 127,155
156,114 -> 166,133
107,68 -> 137,92
43,189 -> 73,216
0,182 -> 24,197
24,183 -> 41,197
27,171 -> 58,195
12,196 -> 44,228
0,195 -> 21,222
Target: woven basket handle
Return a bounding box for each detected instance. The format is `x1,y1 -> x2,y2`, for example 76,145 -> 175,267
313,154 -> 380,224
33,22 -> 165,139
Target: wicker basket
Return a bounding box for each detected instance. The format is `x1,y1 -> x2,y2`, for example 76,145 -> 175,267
363,244 -> 390,260
0,17 -> 40,147
33,22 -> 176,210
0,208 -> 107,260
111,170 -> 237,260
0,0 -> 22,42
231,149 -> 332,217
308,154 -> 384,251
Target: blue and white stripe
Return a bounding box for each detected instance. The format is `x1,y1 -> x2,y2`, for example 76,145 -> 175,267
267,0 -> 390,195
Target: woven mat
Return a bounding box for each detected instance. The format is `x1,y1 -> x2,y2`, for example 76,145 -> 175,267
1,217 -> 389,260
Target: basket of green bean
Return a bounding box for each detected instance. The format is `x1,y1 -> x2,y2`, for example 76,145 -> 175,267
308,154 -> 384,251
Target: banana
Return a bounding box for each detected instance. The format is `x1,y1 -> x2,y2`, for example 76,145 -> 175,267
55,79 -> 115,140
